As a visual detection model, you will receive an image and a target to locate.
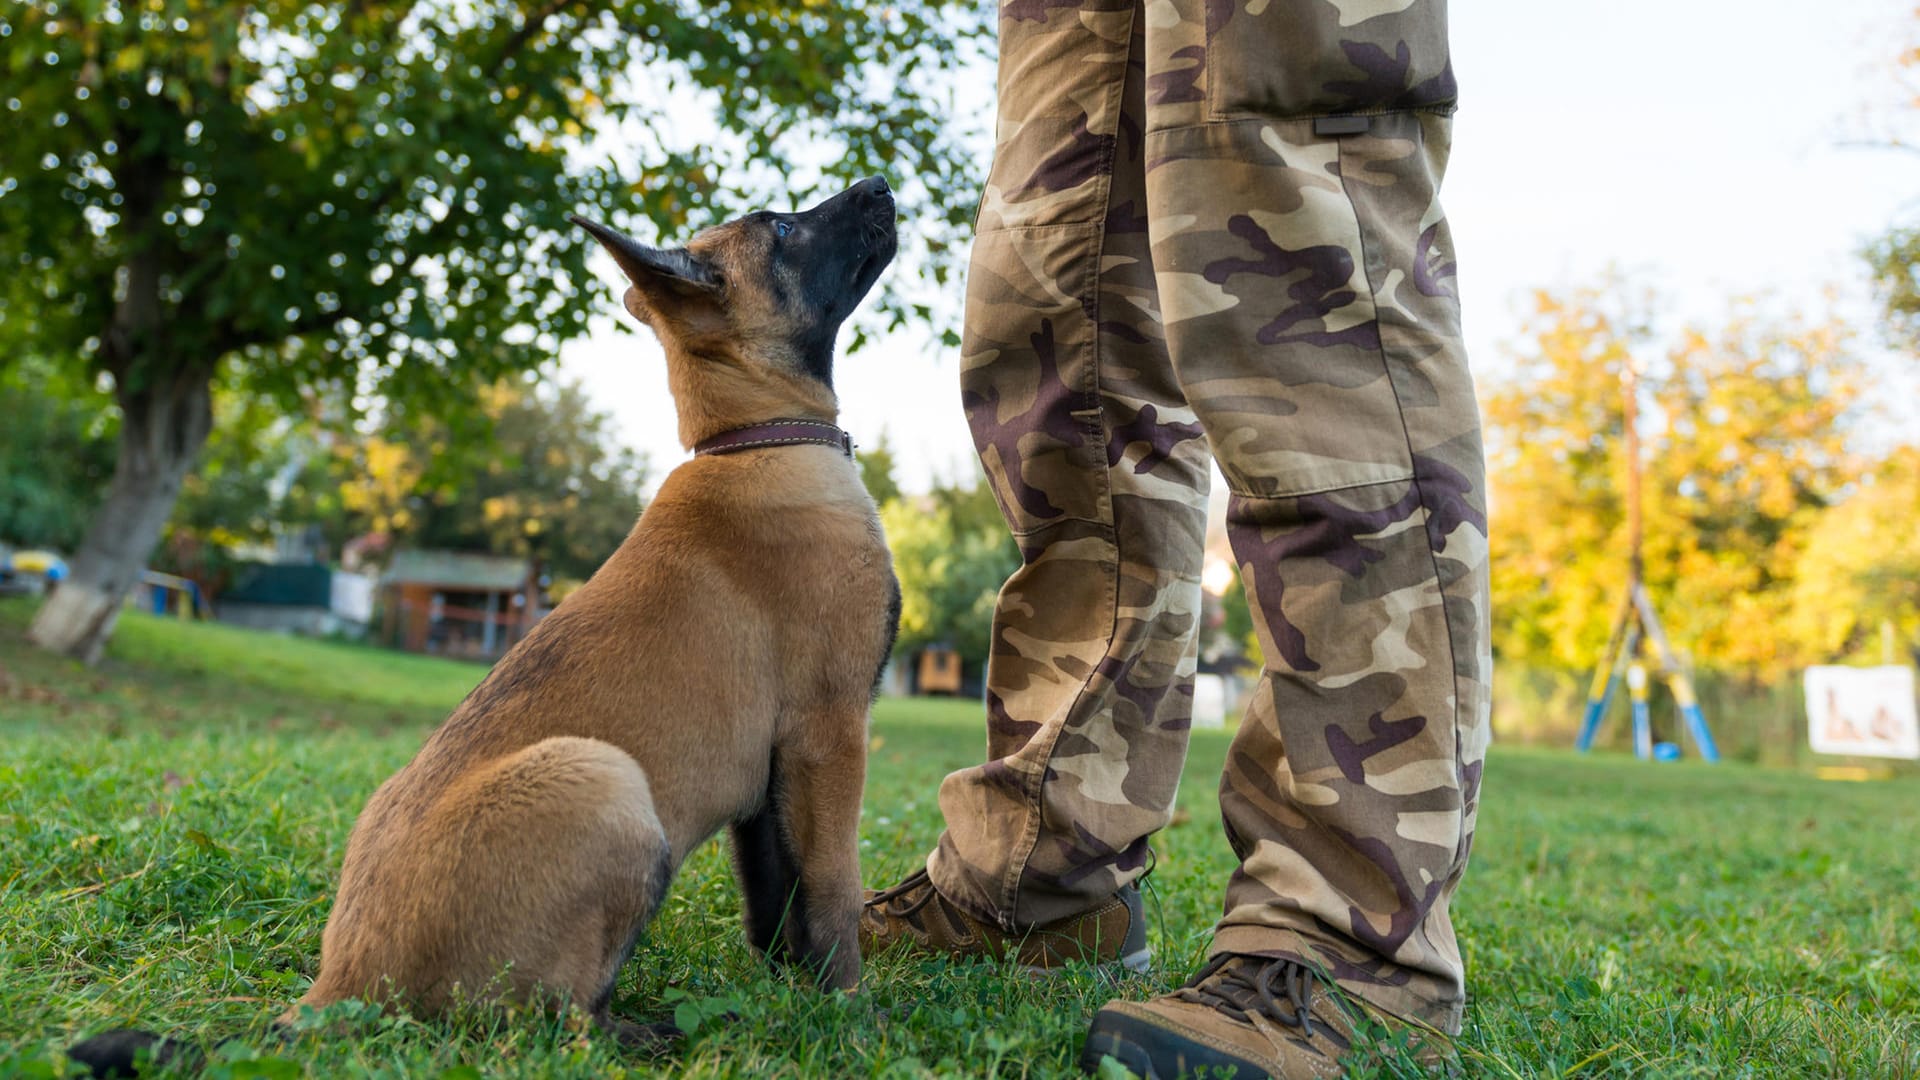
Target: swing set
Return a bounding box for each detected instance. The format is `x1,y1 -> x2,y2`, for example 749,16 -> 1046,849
1572,355 -> 1721,762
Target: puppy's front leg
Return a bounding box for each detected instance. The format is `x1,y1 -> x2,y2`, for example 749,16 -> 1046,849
776,726 -> 868,991
730,789 -> 804,965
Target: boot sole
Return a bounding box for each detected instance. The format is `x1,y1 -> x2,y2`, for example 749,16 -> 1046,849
1078,1009 -> 1274,1080
1021,947 -> 1152,978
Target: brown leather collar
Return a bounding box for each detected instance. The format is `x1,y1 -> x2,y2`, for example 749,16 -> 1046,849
693,419 -> 855,460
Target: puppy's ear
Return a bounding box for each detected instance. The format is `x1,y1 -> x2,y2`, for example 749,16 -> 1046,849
569,215 -> 721,326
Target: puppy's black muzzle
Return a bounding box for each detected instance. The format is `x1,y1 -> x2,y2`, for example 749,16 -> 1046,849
803,176 -> 897,309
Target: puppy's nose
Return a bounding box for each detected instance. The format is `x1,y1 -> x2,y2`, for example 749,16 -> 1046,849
860,175 -> 891,198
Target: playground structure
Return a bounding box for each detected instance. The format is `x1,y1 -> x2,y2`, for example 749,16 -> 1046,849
138,570 -> 209,620
1576,584 -> 1719,762
1573,354 -> 1721,762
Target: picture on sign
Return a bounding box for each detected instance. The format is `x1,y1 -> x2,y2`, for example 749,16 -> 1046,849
1805,666 -> 1920,760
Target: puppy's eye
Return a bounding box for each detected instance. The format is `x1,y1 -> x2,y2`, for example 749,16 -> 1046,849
774,220 -> 794,238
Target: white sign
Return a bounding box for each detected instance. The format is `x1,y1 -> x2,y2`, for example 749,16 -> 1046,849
330,570 -> 377,624
1191,674 -> 1228,730
1805,666 -> 1919,760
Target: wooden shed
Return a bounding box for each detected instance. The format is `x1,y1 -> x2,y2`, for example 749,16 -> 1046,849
380,550 -> 542,660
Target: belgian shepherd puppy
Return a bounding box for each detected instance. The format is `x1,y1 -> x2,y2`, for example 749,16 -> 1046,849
71,176 -> 900,1076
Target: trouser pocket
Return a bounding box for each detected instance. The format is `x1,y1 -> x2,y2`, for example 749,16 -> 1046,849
1205,0 -> 1456,120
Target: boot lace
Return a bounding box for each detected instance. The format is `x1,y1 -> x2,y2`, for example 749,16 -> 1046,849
865,866 -> 939,917
1173,955 -> 1322,1039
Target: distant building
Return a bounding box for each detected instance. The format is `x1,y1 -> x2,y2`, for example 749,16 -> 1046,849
380,550 -> 543,660
218,563 -> 375,638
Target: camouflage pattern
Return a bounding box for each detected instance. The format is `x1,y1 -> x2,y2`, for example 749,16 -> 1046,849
933,0 -> 1213,937
927,0 -> 1488,1033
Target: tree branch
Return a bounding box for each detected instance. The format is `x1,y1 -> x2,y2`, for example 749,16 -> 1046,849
487,0 -> 589,79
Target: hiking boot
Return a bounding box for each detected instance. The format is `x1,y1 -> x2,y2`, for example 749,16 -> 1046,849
1079,953 -> 1446,1078
859,866 -> 1150,974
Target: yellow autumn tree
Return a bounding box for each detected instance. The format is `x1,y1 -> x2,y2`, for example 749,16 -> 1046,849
1789,446 -> 1920,663
1486,286 -> 1875,680
337,437 -> 429,537
327,378 -> 649,582
1649,304 -> 1864,673
1484,286 -> 1645,672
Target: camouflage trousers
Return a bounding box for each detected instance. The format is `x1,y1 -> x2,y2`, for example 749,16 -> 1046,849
926,0 -> 1491,1031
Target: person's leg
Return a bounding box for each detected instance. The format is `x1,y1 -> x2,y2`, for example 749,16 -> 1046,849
932,0 -> 1216,934
867,0 -> 1211,943
1084,1 -> 1488,1072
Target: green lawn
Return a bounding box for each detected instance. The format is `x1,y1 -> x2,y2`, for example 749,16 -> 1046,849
2,599 -> 1916,1078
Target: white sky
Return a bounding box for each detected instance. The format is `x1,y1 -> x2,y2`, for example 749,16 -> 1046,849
561,0 -> 1920,496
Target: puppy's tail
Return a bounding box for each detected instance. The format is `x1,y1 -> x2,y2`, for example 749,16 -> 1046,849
68,1023 -> 287,1077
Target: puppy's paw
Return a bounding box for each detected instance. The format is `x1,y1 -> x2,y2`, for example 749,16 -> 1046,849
606,1017 -> 683,1056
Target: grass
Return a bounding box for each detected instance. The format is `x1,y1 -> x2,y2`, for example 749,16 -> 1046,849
1,598 -> 1916,1078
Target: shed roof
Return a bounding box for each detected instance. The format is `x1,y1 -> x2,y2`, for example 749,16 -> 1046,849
383,550 -> 531,591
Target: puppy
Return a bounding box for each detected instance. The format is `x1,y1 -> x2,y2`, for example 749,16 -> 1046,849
70,176 -> 901,1075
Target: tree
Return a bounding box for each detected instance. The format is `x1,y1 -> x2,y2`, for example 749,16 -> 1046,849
0,360 -> 117,552
1789,446 -> 1920,663
856,431 -> 903,507
1483,288 -> 1645,671
1649,306 -> 1861,672
0,357 -> 337,592
168,375 -> 320,552
266,377 -> 647,581
879,473 -> 1019,675
1484,286 -> 1873,679
312,435 -> 426,559
152,373 -> 327,593
1864,7 -> 1920,352
407,378 -> 649,583
1865,230 -> 1920,353
1,0 -> 987,662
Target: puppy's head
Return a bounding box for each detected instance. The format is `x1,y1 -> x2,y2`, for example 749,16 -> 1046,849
572,177 -> 897,443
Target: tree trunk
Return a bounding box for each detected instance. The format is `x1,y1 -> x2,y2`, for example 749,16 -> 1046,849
28,366 -> 214,664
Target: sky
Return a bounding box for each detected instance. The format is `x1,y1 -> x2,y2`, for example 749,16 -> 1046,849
559,0 -> 1920,496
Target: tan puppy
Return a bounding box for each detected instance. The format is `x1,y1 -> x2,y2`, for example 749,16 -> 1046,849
69,177 -> 901,1075
298,177 -> 901,1036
